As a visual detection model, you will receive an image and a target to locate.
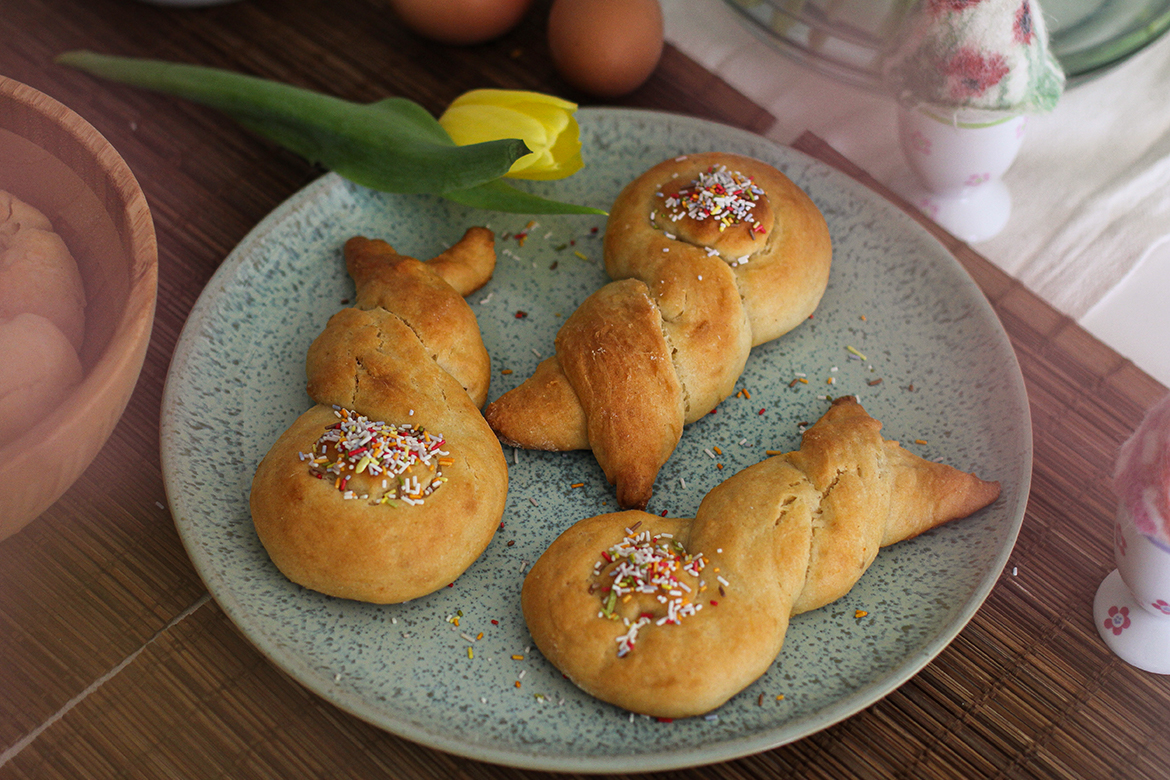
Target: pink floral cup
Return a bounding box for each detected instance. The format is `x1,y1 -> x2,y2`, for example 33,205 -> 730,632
1095,393 -> 1170,673
1095,505 -> 1170,673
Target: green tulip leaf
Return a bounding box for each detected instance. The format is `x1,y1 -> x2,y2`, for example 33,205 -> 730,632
55,51 -> 528,195
443,179 -> 607,215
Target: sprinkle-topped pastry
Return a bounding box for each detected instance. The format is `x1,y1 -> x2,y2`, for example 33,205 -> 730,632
521,397 -> 1002,719
484,152 -> 832,511
592,525 -> 718,656
300,406 -> 450,505
659,165 -> 766,232
249,228 -> 508,604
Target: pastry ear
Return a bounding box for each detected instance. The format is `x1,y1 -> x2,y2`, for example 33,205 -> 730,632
425,226 -> 496,296
341,235 -> 493,408
880,440 -> 1001,546
483,356 -> 590,451
793,396 -> 1001,547
485,279 -> 690,510
343,226 -> 496,300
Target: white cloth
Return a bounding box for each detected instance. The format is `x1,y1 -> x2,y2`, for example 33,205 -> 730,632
664,0 -> 1170,386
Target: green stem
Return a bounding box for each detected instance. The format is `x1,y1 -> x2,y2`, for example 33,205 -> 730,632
56,51 -> 603,214
443,179 -> 607,215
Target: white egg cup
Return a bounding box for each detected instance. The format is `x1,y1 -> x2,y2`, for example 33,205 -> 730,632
893,104 -> 1027,244
1094,503 -> 1170,674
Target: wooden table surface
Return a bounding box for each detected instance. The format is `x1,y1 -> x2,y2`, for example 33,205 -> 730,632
4,1 -> 1170,778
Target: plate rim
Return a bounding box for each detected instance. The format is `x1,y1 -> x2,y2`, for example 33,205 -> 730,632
160,106 -> 1033,773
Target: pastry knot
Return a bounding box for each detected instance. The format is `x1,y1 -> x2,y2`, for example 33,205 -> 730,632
521,397 -> 1001,718
486,152 -> 832,509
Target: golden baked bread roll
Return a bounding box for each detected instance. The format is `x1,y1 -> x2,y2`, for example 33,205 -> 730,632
521,396 -> 1001,719
485,152 -> 832,509
0,190 -> 86,351
0,313 -> 84,442
250,228 -> 508,603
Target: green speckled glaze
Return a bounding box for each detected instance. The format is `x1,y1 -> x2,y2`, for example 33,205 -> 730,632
160,108 -> 1031,772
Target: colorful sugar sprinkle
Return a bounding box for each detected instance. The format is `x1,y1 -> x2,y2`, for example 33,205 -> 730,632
594,527 -> 718,657
659,165 -> 765,233
302,407 -> 448,506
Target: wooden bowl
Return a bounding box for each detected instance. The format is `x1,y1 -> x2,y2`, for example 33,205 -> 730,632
0,75 -> 158,541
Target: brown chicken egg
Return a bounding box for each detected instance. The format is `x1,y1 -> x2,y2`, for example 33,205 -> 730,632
547,0 -> 665,98
388,0 -> 534,45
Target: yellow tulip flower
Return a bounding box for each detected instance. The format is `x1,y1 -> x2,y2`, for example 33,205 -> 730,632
439,89 -> 584,181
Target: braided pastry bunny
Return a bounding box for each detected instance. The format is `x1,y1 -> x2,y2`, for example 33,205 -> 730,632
484,152 -> 832,510
521,396 -> 1000,718
250,228 -> 508,603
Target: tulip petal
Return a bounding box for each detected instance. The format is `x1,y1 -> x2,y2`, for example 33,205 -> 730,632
439,89 -> 583,181
505,105 -> 582,180
441,104 -> 550,149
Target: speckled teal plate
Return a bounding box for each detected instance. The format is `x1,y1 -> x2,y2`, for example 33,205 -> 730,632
161,108 -> 1031,772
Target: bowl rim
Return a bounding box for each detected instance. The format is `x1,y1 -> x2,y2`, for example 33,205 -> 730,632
0,74 -> 159,537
